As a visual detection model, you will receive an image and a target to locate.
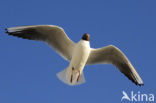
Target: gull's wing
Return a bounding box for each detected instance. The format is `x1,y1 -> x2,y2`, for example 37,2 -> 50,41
5,25 -> 76,61
87,45 -> 143,86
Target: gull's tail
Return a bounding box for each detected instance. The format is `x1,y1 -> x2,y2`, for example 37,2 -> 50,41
56,67 -> 85,86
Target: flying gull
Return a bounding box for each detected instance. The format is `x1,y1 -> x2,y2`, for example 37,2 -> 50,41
5,25 -> 144,86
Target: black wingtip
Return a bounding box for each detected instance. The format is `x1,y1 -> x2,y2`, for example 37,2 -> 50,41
137,83 -> 144,87
5,28 -> 8,33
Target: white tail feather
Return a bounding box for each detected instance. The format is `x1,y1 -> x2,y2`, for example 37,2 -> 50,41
56,68 -> 85,86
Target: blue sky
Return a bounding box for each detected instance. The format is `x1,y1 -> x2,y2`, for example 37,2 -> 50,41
0,0 -> 156,103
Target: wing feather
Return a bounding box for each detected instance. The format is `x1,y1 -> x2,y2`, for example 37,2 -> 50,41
5,25 -> 76,61
87,45 -> 143,86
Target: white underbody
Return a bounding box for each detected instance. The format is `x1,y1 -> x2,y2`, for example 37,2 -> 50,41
70,40 -> 90,72
57,40 -> 90,85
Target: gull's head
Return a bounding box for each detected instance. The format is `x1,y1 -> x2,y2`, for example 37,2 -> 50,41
82,33 -> 90,41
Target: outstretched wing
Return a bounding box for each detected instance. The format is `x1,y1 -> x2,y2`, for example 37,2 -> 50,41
5,25 -> 76,61
87,45 -> 143,86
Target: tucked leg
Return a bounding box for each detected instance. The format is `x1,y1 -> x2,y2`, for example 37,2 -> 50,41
70,67 -> 74,83
77,71 -> 80,82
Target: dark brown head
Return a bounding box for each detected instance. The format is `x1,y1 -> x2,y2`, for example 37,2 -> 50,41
81,33 -> 90,41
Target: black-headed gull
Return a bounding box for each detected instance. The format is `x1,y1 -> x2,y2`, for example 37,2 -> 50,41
5,25 -> 144,86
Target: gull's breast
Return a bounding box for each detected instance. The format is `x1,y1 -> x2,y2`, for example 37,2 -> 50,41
70,40 -> 90,71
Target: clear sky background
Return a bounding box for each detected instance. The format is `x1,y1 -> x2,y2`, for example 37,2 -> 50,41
0,0 -> 156,103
